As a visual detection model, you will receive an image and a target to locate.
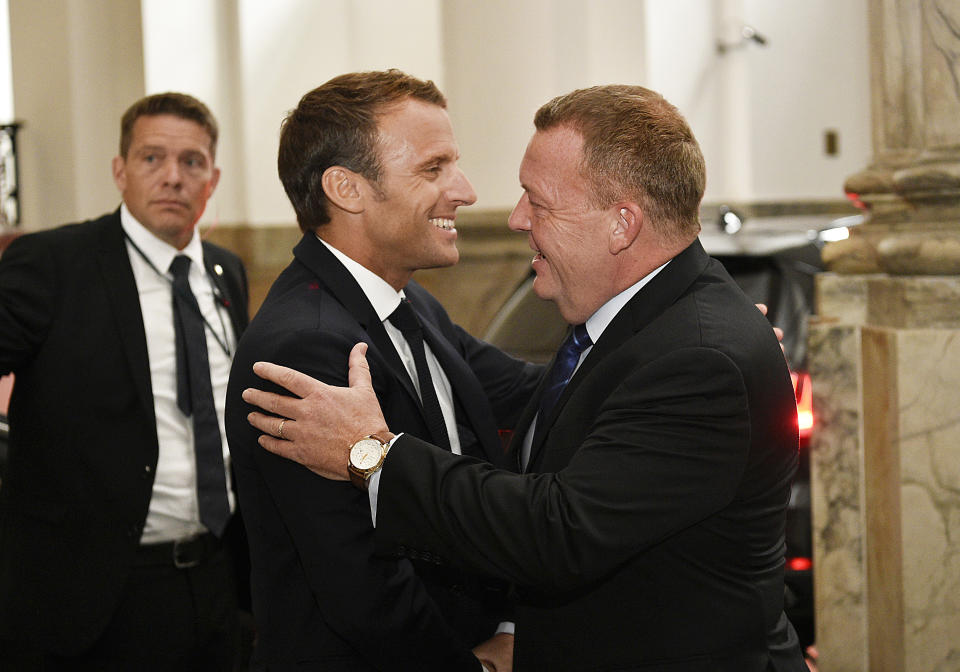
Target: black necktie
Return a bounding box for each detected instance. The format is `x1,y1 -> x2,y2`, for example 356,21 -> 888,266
388,298 -> 451,451
170,255 -> 230,537
533,323 -> 592,445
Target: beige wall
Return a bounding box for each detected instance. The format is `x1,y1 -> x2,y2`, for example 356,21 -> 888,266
4,0 -> 871,232
441,0 -> 649,210
141,0 -> 245,228
8,0 -> 144,229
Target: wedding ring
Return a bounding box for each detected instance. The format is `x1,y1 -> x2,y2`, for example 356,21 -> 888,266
278,419 -> 286,439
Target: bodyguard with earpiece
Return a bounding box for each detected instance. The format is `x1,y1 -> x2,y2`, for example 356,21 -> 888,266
0,92 -> 250,670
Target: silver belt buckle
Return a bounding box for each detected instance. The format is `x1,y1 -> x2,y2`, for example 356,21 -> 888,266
173,535 -> 201,569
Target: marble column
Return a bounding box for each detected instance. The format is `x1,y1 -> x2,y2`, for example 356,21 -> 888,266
810,1 -> 960,670
824,0 -> 960,275
811,278 -> 960,671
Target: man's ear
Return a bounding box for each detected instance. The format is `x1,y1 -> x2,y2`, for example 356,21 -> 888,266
112,155 -> 127,192
321,167 -> 364,215
609,203 -> 643,254
206,167 -> 221,199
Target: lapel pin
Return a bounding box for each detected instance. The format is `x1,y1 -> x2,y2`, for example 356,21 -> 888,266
213,264 -> 224,276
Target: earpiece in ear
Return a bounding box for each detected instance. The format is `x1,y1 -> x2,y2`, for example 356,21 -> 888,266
614,208 -> 629,230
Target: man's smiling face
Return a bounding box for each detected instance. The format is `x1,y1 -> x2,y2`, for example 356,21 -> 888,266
359,98 -> 477,290
508,125 -> 618,324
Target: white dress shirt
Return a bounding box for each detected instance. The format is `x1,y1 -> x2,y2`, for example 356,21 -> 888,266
121,204 -> 236,544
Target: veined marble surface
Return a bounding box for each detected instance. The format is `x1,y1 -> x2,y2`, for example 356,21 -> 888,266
809,321 -> 960,671
809,323 -> 868,671
893,330 -> 960,670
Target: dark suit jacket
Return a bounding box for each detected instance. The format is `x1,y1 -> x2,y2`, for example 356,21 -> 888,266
225,233 -> 540,671
374,239 -> 806,671
0,209 -> 249,656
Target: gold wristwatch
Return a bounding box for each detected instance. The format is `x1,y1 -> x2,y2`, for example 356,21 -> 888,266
347,434 -> 391,489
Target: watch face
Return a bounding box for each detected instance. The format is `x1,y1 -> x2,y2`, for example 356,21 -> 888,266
350,438 -> 383,470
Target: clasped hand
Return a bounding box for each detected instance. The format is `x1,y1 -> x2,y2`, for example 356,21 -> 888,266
242,342 -> 388,479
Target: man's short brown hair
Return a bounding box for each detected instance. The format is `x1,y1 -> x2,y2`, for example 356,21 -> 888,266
534,85 -> 705,242
119,92 -> 219,159
278,69 -> 446,233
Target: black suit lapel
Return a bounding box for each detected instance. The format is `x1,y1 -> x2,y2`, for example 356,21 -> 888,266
523,239 -> 712,470
95,211 -> 155,421
614,238 -> 710,344
202,248 -> 247,338
292,234 -> 421,407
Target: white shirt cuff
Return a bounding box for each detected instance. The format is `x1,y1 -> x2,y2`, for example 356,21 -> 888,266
367,433 -> 402,526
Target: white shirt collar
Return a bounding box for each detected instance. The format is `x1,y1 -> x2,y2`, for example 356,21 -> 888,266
317,235 -> 404,320
584,260 -> 670,343
120,202 -> 204,275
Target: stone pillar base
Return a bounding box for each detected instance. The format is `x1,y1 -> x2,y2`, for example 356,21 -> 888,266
809,273 -> 960,672
824,215 -> 960,276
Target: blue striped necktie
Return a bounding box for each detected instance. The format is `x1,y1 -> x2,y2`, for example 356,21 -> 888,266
534,323 -> 592,444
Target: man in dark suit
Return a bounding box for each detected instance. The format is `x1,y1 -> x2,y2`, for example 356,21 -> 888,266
0,93 -> 249,670
244,84 -> 808,671
225,71 -> 540,671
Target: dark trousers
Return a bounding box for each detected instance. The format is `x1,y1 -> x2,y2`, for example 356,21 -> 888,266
2,536 -> 241,671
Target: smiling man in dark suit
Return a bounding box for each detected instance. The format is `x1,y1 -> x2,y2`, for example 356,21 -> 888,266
0,93 -> 249,670
224,71 -> 540,671
244,84 -> 808,671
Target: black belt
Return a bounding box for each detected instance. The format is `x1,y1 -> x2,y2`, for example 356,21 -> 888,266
136,532 -> 223,569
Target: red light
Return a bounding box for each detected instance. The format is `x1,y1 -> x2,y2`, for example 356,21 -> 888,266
798,410 -> 813,434
792,371 -> 814,440
845,190 -> 867,211
787,556 -> 812,572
